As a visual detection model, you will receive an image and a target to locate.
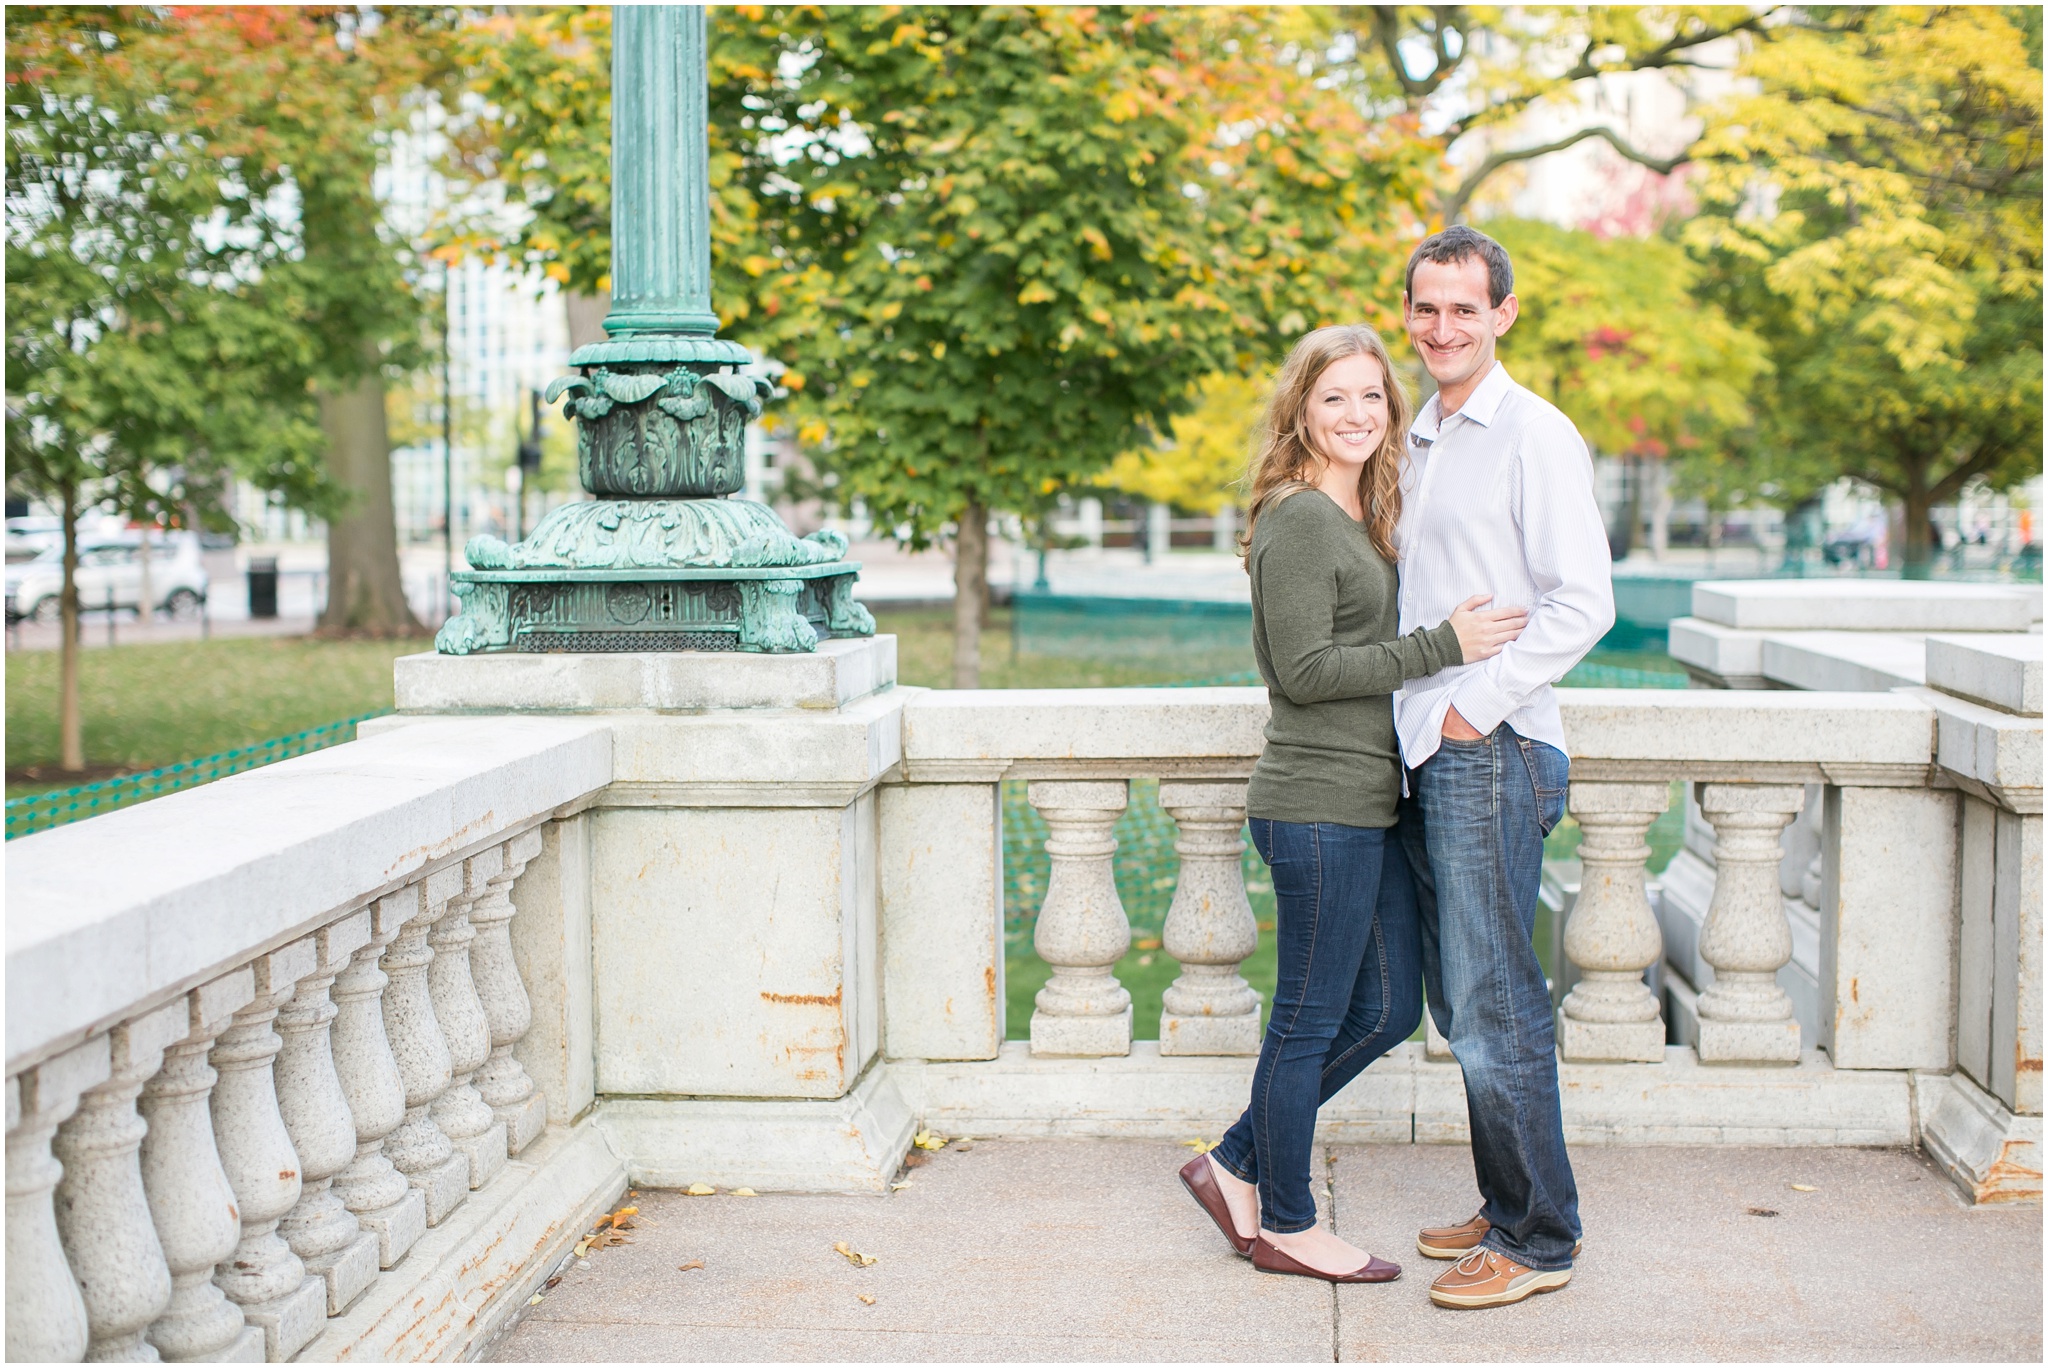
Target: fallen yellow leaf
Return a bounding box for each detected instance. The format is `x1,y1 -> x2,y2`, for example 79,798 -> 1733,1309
890,1180 -> 913,1191
686,1183 -> 716,1196
1790,1184 -> 1818,1192
527,1293 -> 544,1306
732,1187 -> 758,1198
1181,1138 -> 1218,1153
572,1238 -> 594,1258
833,1240 -> 878,1267
913,1129 -> 947,1151
857,1294 -> 876,1305
678,1260 -> 705,1272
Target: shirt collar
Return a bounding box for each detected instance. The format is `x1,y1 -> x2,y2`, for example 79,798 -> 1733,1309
1411,391 -> 1444,445
1460,360 -> 1515,427
1410,361 -> 1516,445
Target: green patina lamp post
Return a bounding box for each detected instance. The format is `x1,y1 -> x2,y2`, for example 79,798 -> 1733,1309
436,5 -> 872,655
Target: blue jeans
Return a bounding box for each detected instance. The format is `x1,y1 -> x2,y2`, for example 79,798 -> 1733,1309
1210,820 -> 1424,1234
1400,727 -> 1580,1271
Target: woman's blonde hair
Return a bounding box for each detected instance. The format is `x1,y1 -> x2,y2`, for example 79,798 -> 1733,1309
1239,324 -> 1411,565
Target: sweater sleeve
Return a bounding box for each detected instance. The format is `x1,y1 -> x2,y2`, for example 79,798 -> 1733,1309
1253,498 -> 1464,705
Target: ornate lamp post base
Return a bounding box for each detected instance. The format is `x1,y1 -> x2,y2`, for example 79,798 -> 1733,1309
432,8 -> 873,658
435,352 -> 877,656
439,561 -> 872,655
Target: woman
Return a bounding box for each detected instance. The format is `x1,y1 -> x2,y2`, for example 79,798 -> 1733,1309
1177,325 -> 1525,1282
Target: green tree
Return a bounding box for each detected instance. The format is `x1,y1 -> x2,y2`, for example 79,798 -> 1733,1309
138,6 -> 459,633
1685,6 -> 2043,573
6,6 -> 330,770
469,5 -> 1434,684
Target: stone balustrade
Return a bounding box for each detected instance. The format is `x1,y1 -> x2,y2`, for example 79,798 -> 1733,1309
7,641 -> 2038,1362
6,718 -> 622,1362
890,680 -> 2033,1204
892,685 -> 1959,1068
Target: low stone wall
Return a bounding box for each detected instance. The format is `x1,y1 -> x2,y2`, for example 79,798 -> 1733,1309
6,719 -> 624,1361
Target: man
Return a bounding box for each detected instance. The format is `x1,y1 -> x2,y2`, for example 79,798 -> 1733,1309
1392,225 -> 1615,1309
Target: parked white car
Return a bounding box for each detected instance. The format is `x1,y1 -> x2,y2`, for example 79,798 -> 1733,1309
5,534 -> 210,623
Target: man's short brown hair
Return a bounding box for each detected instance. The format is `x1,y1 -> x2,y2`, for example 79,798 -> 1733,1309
1405,225 -> 1514,308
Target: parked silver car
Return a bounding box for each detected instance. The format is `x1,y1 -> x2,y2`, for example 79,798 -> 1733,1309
5,534 -> 210,623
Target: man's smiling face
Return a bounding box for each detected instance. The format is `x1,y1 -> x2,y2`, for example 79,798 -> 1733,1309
1404,255 -> 1517,397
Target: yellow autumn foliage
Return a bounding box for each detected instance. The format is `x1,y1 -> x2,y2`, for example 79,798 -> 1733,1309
1098,372 -> 1269,514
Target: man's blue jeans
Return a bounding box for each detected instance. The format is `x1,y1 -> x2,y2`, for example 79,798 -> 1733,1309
1400,727 -> 1581,1271
1210,820 -> 1424,1234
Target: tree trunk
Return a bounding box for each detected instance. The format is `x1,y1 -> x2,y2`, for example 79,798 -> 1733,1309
59,485 -> 83,773
1612,456 -> 1641,560
1646,459 -> 1672,560
1900,482 -> 1937,580
952,500 -> 988,690
565,290 -> 609,352
316,362 -> 423,637
136,529 -> 153,625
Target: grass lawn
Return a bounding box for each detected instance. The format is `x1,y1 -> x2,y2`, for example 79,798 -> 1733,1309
6,635 -> 429,796
875,605 -> 1226,689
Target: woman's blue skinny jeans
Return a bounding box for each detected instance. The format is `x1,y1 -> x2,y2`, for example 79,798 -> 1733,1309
1208,818 -> 1424,1234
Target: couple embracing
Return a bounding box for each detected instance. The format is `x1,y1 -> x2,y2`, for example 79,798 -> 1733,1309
1178,226 -> 1615,1309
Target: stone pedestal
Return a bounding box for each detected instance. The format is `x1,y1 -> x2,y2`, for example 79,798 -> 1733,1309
382,636 -> 913,1190
878,779 -> 1006,1062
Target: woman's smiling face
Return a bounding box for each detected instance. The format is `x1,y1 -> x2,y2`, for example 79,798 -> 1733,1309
1303,351 -> 1390,472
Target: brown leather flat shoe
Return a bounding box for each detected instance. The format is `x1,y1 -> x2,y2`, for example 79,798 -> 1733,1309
1177,1153 -> 1254,1257
1252,1236 -> 1401,1284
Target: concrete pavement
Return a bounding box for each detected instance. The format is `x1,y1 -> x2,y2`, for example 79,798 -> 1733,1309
486,1139 -> 2040,1362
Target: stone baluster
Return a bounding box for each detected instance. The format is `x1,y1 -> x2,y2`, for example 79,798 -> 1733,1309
209,942 -> 327,1361
140,971 -> 263,1364
1557,782 -> 1671,1063
380,867 -> 471,1223
52,1000 -> 186,1360
330,891 -> 429,1266
1027,780 -> 1134,1057
8,1039 -> 112,1363
274,911 -> 382,1316
470,829 -> 549,1155
1696,783 -> 1806,1064
429,848 -> 509,1189
1157,781 -> 1261,1056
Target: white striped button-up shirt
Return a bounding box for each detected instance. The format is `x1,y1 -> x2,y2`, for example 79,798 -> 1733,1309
1393,362 -> 1615,769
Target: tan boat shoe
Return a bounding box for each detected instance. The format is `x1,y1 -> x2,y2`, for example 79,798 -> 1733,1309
1428,1246 -> 1572,1309
1417,1212 -> 1581,1260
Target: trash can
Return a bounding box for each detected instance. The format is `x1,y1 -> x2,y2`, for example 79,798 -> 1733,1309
246,557 -> 279,619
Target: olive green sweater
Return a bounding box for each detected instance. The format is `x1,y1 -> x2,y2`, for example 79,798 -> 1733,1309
1246,488 -> 1463,829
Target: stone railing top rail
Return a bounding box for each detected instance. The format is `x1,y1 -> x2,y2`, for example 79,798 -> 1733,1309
899,685 -> 1941,783
1690,579 -> 2041,632
900,686 -> 1271,780
1926,634 -> 2043,717
5,716 -> 612,1076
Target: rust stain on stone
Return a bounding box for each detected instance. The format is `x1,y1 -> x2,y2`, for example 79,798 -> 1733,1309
1977,1139 -> 2043,1203
278,1169 -> 297,1181
1849,978 -> 1859,1004
760,989 -> 841,1007
985,965 -> 997,1001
